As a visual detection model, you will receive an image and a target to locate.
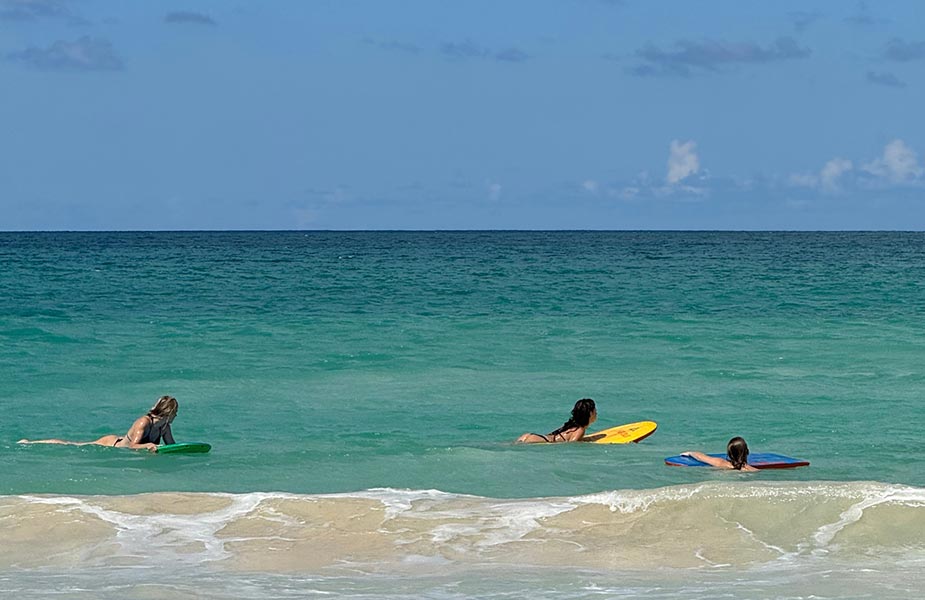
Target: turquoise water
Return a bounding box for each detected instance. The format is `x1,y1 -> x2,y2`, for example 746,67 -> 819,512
4,231 -> 924,495
2,231 -> 924,598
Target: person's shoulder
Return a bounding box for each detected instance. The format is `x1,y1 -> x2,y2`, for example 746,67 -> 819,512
132,414 -> 153,427
565,427 -> 587,442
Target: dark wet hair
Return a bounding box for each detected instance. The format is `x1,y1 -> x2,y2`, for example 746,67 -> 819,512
549,398 -> 596,437
726,436 -> 749,470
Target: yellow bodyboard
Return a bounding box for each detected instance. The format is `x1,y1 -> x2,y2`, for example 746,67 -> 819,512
587,421 -> 657,444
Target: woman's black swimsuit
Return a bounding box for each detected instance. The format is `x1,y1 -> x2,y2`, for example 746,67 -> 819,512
531,430 -> 574,443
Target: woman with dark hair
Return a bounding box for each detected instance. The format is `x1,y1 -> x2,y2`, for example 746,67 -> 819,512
681,436 -> 758,471
516,398 -> 597,443
18,395 -> 179,452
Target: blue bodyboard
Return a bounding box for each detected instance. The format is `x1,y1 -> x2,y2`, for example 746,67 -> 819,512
665,452 -> 809,469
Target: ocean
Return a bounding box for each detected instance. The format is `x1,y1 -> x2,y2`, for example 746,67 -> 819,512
1,231 -> 923,598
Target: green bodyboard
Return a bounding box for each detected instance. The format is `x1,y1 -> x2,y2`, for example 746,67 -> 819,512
157,442 -> 211,454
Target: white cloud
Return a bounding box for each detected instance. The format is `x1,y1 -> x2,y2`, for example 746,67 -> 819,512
582,180 -> 599,193
654,183 -> 708,199
788,157 -> 853,193
667,140 -> 699,184
862,139 -> 923,183
602,165 -> 708,200
8,36 -> 123,71
616,186 -> 640,199
787,173 -> 818,188
487,182 -> 502,201
819,158 -> 853,192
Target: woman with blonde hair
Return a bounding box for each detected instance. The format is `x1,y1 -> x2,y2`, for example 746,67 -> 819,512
19,396 -> 179,452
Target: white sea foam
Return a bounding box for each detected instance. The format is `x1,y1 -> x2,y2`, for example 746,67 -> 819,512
812,484 -> 925,549
328,487 -> 470,519
15,492 -> 290,565
5,481 -> 925,573
573,484 -> 706,513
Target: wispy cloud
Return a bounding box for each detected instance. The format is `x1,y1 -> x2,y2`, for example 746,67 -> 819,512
789,11 -> 822,33
667,140 -> 699,184
790,158 -> 853,193
0,0 -> 84,24
441,39 -> 530,63
584,144 -> 708,199
866,70 -> 906,88
789,141 -> 924,192
819,158 -> 854,192
787,173 -> 818,189
164,11 -> 216,26
578,159 -> 725,202
862,139 -> 923,184
588,139 -> 921,204
364,37 -> 528,62
494,47 -> 530,62
844,1 -> 888,27
441,40 -> 487,60
7,36 -> 123,71
883,38 -> 925,62
628,37 -> 810,77
363,38 -> 422,55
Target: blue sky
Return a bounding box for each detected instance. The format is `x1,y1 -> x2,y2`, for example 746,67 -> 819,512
1,0 -> 923,230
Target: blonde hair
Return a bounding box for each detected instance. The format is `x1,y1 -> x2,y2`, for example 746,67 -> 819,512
148,395 -> 178,419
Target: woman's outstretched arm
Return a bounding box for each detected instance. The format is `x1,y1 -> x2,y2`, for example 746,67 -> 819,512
681,451 -> 732,468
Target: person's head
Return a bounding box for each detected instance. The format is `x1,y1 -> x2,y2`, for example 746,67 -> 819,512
570,398 -> 597,427
149,395 -> 178,423
726,436 -> 749,470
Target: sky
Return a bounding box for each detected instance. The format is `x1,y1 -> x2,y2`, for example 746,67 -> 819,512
1,0 -> 924,230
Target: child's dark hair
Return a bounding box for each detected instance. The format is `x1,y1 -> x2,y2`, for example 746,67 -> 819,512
726,436 -> 750,470
549,398 -> 596,436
